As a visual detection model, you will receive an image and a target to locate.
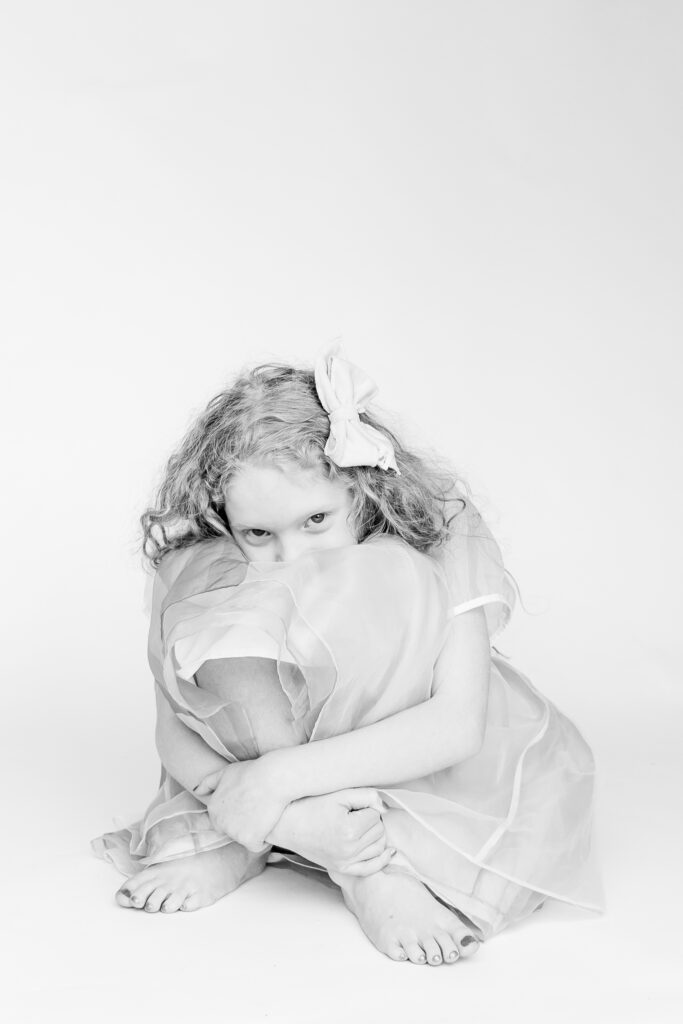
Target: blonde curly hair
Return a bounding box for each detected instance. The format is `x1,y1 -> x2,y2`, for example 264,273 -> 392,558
140,362 -> 472,569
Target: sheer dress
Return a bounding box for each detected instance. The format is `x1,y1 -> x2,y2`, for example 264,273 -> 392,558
92,500 -> 604,939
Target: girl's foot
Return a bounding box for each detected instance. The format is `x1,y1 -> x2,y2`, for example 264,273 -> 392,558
330,867 -> 481,965
115,843 -> 268,913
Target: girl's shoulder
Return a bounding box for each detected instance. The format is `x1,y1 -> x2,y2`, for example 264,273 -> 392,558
360,535 -> 452,600
424,499 -> 518,643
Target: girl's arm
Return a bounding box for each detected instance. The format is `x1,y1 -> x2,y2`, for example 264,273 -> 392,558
154,684 -> 229,795
156,682 -> 393,873
265,605 -> 491,803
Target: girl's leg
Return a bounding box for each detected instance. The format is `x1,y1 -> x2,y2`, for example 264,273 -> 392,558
116,842 -> 270,913
196,656 -> 309,753
196,657 -> 482,963
327,867 -> 480,966
117,657 -> 305,913
119,657 -> 481,963
203,665 -> 482,964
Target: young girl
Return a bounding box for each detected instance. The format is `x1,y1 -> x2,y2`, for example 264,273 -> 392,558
92,344 -> 604,966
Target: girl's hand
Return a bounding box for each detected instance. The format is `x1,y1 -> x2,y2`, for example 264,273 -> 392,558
195,759 -> 289,853
272,789 -> 395,877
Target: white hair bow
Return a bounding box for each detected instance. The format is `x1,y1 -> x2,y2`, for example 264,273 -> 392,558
314,343 -> 400,473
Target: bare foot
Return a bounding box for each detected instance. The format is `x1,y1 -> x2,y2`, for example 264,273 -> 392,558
330,867 -> 481,965
115,842 -> 269,913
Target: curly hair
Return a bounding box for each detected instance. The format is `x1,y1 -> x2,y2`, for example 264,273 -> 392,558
139,361 -> 473,569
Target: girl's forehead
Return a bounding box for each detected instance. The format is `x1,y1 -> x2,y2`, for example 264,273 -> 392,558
225,461 -> 349,522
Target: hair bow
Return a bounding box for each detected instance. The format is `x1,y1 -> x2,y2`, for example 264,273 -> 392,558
314,343 -> 400,473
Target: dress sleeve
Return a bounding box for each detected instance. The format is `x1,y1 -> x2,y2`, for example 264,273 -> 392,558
430,496 -> 517,644
143,537 -> 250,692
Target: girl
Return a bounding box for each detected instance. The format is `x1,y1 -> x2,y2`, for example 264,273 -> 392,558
92,345 -> 604,966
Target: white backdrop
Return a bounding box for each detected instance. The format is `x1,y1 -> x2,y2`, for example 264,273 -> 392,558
2,3 -> 681,1022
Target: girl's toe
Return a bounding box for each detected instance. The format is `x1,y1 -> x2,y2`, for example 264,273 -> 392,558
387,945 -> 408,962
144,887 -> 171,913
441,911 -> 481,958
115,886 -> 134,908
122,878 -> 158,910
434,930 -> 460,963
404,941 -> 428,965
179,892 -> 200,912
160,891 -> 187,913
454,928 -> 480,958
422,938 -> 443,966
440,937 -> 462,958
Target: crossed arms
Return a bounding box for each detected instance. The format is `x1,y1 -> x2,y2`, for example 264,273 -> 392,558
155,606 -> 490,865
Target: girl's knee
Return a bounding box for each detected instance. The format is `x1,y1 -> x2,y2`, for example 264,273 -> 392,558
196,656 -> 279,698
196,657 -> 305,753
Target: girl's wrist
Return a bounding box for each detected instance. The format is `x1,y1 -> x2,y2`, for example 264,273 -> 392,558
261,747 -> 304,803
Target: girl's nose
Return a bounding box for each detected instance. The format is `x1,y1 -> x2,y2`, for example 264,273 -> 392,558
276,540 -> 305,563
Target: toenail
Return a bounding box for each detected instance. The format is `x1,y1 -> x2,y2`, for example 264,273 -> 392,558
431,955 -> 441,963
461,935 -> 478,946
418,954 -> 426,962
448,951 -> 459,960
398,953 -> 407,960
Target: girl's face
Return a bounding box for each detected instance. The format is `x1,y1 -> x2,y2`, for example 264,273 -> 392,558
225,460 -> 357,563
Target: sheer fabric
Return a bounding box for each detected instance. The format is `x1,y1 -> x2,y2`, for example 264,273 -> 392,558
92,503 -> 604,939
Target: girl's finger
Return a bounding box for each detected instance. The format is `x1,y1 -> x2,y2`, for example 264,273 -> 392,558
192,771 -> 222,796
342,848 -> 397,877
348,808 -> 382,834
354,837 -> 391,862
341,789 -> 385,813
355,821 -> 386,846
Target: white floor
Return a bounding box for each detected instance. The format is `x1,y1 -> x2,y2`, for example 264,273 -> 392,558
4,698 -> 681,1024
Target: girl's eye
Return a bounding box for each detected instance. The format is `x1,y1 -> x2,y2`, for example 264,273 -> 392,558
308,513 -> 326,526
245,529 -> 270,540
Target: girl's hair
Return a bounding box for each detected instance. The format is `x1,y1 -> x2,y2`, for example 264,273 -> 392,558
140,362 -> 471,569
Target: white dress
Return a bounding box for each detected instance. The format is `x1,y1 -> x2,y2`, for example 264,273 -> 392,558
92,499 -> 604,940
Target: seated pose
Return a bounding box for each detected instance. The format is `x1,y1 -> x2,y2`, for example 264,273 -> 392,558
92,346 -> 604,966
